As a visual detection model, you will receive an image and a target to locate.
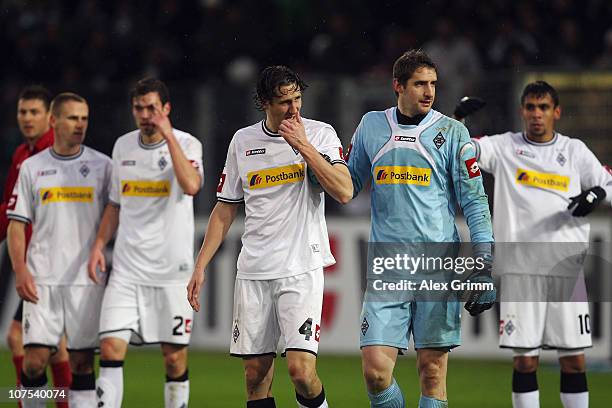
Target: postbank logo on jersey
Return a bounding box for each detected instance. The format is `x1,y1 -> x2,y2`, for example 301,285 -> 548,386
374,166 -> 431,186
247,163 -> 305,189
516,168 -> 569,192
121,180 -> 171,197
40,187 -> 94,204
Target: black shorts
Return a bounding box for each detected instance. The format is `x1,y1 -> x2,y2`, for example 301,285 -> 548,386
13,299 -> 23,322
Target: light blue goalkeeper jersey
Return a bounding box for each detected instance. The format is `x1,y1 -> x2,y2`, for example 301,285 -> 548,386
347,107 -> 493,244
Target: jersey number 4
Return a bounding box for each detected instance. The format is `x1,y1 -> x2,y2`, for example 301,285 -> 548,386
299,318 -> 313,340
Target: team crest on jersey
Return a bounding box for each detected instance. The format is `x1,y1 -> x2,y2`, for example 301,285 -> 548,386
247,163 -> 305,189
374,166 -> 431,186
515,149 -> 535,159
158,156 -> 168,170
394,135 -> 416,142
79,164 -> 90,177
41,187 -> 94,204
121,180 -> 171,197
246,148 -> 266,156
465,158 -> 481,178
233,321 -> 240,343
38,169 -> 57,176
361,317 -> 369,335
556,152 -> 567,167
433,132 -> 446,149
516,168 -> 569,192
504,320 -> 515,336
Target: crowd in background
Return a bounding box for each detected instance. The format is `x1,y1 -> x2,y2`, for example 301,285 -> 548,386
2,0 -> 612,89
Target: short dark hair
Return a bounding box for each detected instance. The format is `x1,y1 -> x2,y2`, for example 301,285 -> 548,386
521,81 -> 560,107
18,85 -> 52,111
50,92 -> 87,117
254,66 -> 308,111
393,50 -> 437,86
129,78 -> 170,105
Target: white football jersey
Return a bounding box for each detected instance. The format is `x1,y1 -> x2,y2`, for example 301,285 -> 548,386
7,146 -> 111,285
475,132 -> 612,243
218,119 -> 344,280
109,129 -> 203,286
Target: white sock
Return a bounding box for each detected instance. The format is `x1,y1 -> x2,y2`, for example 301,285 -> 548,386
97,365 -> 124,408
512,391 -> 540,408
69,389 -> 96,407
165,380 -> 189,408
21,385 -> 47,408
561,392 -> 588,408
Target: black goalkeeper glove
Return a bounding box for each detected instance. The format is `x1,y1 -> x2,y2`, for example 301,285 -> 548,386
567,186 -> 607,217
464,246 -> 496,316
453,96 -> 486,121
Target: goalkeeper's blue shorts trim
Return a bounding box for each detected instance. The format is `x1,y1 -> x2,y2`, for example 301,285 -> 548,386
359,300 -> 461,350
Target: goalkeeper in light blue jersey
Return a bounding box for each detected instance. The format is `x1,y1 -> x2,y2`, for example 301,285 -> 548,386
347,50 -> 495,408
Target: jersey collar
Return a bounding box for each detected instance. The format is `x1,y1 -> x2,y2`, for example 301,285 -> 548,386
138,133 -> 167,149
522,132 -> 558,146
50,145 -> 84,161
393,107 -> 434,128
261,120 -> 281,137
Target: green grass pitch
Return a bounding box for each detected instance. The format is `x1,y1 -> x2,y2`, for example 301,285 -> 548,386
1,348 -> 610,406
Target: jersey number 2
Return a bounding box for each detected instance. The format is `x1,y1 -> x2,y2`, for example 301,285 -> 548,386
173,316 -> 192,336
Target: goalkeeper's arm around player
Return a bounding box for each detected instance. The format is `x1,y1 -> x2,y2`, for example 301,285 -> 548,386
187,201 -> 239,312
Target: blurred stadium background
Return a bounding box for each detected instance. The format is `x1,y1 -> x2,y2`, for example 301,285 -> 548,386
0,0 -> 611,406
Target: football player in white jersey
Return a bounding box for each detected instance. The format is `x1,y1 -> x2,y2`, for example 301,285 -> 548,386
187,66 -> 352,408
7,93 -> 112,407
473,81 -> 612,408
88,78 -> 203,408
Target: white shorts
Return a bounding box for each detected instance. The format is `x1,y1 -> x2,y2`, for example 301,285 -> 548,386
23,284 -> 104,350
499,301 -> 592,350
230,268 -> 323,358
99,277 -> 193,345
499,274 -> 592,350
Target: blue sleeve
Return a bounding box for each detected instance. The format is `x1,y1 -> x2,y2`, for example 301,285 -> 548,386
450,124 -> 494,244
347,115 -> 372,197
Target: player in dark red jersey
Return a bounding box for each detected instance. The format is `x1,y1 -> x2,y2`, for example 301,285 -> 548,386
1,86 -> 71,407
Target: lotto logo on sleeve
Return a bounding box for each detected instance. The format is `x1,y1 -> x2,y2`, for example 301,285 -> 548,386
247,163 -> 305,189
121,180 -> 171,197
40,187 -> 94,204
217,174 -> 226,193
516,168 -> 569,192
373,166 -> 431,186
465,157 -> 481,178
7,194 -> 17,210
